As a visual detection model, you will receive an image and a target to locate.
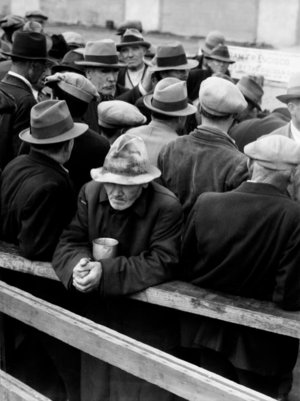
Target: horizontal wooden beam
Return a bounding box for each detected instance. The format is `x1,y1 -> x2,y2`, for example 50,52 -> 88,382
0,369 -> 51,401
0,281 -> 274,401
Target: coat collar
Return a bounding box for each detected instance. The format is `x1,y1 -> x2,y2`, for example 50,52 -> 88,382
2,72 -> 34,94
28,149 -> 70,177
235,181 -> 290,199
192,125 -> 238,147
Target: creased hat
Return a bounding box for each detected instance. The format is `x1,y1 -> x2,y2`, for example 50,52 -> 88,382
51,49 -> 86,76
149,42 -> 198,72
244,135 -> 300,170
200,76 -> 247,116
206,44 -> 235,64
116,20 -> 143,36
98,100 -> 146,128
25,10 -> 48,20
91,133 -> 161,185
117,28 -> 151,50
144,77 -> 196,116
62,31 -> 85,48
1,31 -> 48,60
202,31 -> 225,55
237,75 -> 264,110
75,39 -> 126,68
45,72 -> 99,103
19,100 -> 88,144
277,72 -> 300,104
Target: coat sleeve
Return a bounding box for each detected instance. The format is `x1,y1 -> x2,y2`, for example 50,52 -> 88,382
99,199 -> 183,296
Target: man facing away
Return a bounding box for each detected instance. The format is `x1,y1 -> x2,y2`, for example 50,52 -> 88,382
181,134 -> 300,401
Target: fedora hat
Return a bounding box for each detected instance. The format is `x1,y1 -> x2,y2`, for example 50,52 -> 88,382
91,133 -> 161,185
51,49 -> 86,76
144,77 -> 196,116
202,31 -> 225,55
149,42 -> 198,72
277,72 -> 300,103
75,39 -> 126,68
206,44 -> 235,64
116,28 -> 151,50
1,31 -> 48,60
237,75 -> 264,110
19,100 -> 88,144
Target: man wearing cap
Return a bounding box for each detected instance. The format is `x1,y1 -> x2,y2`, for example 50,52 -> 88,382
180,135 -> 300,400
0,31 -> 48,167
117,28 -> 151,89
127,77 -> 196,166
158,76 -> 249,219
25,10 -> 48,27
0,14 -> 25,47
75,39 -> 127,132
53,133 -> 183,400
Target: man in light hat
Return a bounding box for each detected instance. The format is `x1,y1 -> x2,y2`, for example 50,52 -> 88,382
53,133 -> 183,400
127,77 -> 196,166
75,39 -> 127,132
25,10 -> 48,27
180,134 -> 300,400
117,28 -> 151,89
158,76 -> 248,219
0,31 -> 49,167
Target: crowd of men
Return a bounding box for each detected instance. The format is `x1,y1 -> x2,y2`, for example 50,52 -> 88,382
0,9 -> 300,401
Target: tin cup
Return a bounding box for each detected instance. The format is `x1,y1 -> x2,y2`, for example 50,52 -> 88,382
92,237 -> 119,261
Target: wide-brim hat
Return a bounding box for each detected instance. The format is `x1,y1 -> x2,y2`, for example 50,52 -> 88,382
277,72 -> 300,103
202,31 -> 225,55
205,44 -> 235,64
91,133 -> 161,185
19,99 -> 88,144
51,49 -> 86,76
237,75 -> 264,110
143,77 -> 196,116
76,39 -> 126,68
116,28 -> 151,50
2,31 -> 48,60
149,42 -> 198,72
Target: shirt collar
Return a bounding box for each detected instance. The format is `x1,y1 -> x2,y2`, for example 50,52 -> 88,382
290,121 -> 300,143
8,71 -> 36,97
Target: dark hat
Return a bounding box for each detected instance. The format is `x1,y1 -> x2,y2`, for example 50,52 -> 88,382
206,44 -> 235,64
149,42 -> 198,72
0,15 -> 24,31
48,34 -> 69,60
117,29 -> 151,50
116,20 -> 143,36
277,73 -> 300,104
76,39 -> 126,68
237,75 -> 264,110
19,100 -> 87,144
25,10 -> 48,20
1,31 -> 48,60
51,49 -> 86,76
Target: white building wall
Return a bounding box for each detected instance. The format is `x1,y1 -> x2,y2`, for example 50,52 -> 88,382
125,0 -> 160,31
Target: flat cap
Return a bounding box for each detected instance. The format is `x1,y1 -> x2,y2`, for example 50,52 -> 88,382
199,76 -> 247,116
244,135 -> 300,170
25,10 -> 48,20
0,14 -> 24,30
97,100 -> 147,128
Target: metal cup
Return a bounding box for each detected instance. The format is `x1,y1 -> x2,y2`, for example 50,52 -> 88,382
92,237 -> 118,261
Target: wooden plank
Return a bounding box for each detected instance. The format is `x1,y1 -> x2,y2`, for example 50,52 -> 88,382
0,369 -> 51,401
131,281 -> 300,339
0,280 -> 275,401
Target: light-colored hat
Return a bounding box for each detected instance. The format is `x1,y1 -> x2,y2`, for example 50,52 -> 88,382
244,135 -> 300,170
149,42 -> 198,72
144,77 -> 197,116
117,28 -> 151,50
91,133 -> 161,185
116,20 -> 143,36
277,72 -> 300,104
206,44 -> 235,64
199,76 -> 247,116
202,31 -> 225,55
62,31 -> 85,48
0,15 -> 24,30
237,75 -> 264,110
19,100 -> 88,144
75,39 -> 126,68
25,10 -> 48,20
45,72 -> 98,103
98,100 -> 146,128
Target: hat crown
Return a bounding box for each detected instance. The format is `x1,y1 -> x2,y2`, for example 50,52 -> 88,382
209,44 -> 231,60
97,100 -> 146,128
62,31 -> 85,46
237,75 -> 264,106
151,77 -> 188,111
84,39 -> 119,64
205,31 -> 225,50
117,20 -> 143,35
10,31 -> 47,59
121,28 -> 145,43
0,14 -> 24,29
155,42 -> 188,67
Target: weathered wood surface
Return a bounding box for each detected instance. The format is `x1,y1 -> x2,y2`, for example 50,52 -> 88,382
0,241 -> 299,338
0,369 -> 51,401
0,280 -> 275,401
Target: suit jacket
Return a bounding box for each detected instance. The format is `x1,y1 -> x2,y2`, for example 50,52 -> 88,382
181,181 -> 300,375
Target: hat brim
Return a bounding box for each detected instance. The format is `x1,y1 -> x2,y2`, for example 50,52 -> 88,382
276,94 -> 300,104
205,55 -> 235,64
149,58 -> 198,72
143,94 -> 197,116
1,51 -> 49,61
117,41 -> 151,50
19,122 -> 88,144
91,165 -> 161,185
75,60 -> 126,68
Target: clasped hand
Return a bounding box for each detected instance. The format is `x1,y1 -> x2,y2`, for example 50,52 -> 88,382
72,258 -> 102,293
